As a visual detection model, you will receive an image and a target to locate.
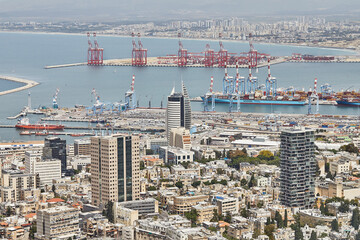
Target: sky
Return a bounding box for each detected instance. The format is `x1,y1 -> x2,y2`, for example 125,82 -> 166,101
0,0 -> 359,21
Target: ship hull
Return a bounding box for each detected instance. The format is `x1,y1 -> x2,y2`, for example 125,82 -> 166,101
201,97 -> 305,106
336,101 -> 360,107
16,125 -> 65,130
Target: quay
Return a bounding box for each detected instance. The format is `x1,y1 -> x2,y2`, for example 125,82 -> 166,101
0,76 -> 39,96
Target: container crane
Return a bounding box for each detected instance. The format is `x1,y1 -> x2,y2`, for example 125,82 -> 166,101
218,33 -> 228,67
92,32 -> 103,65
265,58 -> 277,98
308,78 -> 320,115
178,33 -> 188,67
87,32 -> 93,65
204,44 -> 215,67
246,64 -> 258,94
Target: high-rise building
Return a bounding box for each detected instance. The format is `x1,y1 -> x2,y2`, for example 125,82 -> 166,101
169,127 -> 191,151
74,138 -> 91,156
280,129 -> 315,209
91,134 -> 140,207
166,82 -> 191,142
43,137 -> 67,174
36,206 -> 80,240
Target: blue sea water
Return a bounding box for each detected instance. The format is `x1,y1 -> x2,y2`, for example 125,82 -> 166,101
0,32 -> 359,142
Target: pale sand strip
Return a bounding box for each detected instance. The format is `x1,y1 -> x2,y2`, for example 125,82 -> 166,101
0,76 -> 39,96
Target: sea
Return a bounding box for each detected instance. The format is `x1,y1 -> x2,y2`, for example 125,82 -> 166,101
0,32 -> 359,142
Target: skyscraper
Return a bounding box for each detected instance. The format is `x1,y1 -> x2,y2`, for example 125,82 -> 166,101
280,129 -> 316,209
91,134 -> 140,207
43,137 -> 67,174
166,82 -> 191,142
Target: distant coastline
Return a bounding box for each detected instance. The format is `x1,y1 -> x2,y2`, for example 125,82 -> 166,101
0,30 -> 357,54
0,76 -> 39,96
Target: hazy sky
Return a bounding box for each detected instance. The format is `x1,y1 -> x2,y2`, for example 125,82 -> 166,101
0,0 -> 359,21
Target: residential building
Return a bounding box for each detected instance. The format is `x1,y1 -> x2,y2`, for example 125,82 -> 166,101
330,159 -> 350,175
173,195 -> 208,215
280,129 -> 316,209
43,137 -> 67,174
91,134 -> 140,206
192,203 -> 217,223
214,196 -> 239,215
74,138 -> 91,156
169,127 -> 191,151
25,151 -> 61,186
36,206 -> 80,240
159,146 -> 194,165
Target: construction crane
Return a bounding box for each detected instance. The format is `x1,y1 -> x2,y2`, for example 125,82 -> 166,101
265,58 -> 277,98
203,76 -> 215,112
178,33 -> 188,67
125,75 -> 137,110
52,88 -> 60,109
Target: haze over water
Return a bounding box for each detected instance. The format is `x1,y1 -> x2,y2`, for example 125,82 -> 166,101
0,32 -> 359,141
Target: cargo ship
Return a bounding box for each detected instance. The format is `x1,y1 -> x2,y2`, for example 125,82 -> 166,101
336,99 -> 360,107
15,118 -> 64,130
201,95 -> 305,106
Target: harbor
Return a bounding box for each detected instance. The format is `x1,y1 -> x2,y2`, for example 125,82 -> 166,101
0,76 -> 39,96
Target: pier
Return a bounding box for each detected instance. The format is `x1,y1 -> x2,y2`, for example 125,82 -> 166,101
0,76 -> 39,96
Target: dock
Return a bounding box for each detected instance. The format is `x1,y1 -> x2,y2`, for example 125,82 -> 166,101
44,62 -> 87,69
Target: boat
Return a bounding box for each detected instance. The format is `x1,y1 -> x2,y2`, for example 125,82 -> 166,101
336,99 -> 360,107
201,96 -> 306,106
20,131 -> 32,135
15,118 -> 65,130
35,131 -> 49,136
70,133 -> 85,137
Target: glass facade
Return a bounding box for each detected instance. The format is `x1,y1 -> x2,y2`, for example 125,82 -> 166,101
117,138 -> 125,202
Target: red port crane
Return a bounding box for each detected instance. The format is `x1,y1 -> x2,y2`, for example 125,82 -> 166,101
177,33 -> 188,67
87,32 -> 103,65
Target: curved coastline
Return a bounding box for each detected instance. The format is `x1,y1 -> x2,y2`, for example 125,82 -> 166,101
0,76 -> 39,96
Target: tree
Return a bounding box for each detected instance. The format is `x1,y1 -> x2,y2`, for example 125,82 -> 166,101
6,206 -> 12,216
219,179 -> 228,186
185,209 -> 198,227
240,208 -> 249,218
356,231 -> 360,240
248,174 -> 255,188
147,186 -> 157,191
211,209 -> 223,222
104,201 -> 114,223
275,211 -> 284,228
339,201 -> 350,213
264,224 -> 275,240
325,171 -> 333,179
225,212 -> 232,223
284,210 -> 288,227
259,150 -> 274,160
216,168 -> 225,175
252,229 -> 261,239
240,178 -> 247,187
175,181 -> 184,189
339,143 -> 359,153
266,217 -> 271,225
52,184 -> 56,192
140,161 -> 145,170
331,219 -> 339,232
351,208 -> 360,230
145,149 -> 154,155
309,230 -> 317,240
192,181 -> 201,188
29,223 -> 37,239
294,224 -> 304,240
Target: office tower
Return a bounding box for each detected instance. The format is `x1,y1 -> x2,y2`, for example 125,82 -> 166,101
91,134 -> 140,207
169,127 -> 191,151
280,129 -> 316,209
25,151 -> 61,186
166,82 -> 191,142
36,206 -> 80,240
43,137 -> 67,173
74,138 -> 91,156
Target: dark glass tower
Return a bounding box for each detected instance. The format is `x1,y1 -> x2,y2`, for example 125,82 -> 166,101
43,137 -> 67,174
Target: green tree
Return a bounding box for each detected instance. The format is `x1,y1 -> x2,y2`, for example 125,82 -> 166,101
6,206 -> 12,216
264,224 -> 275,240
192,181 -> 201,188
275,211 -> 284,228
240,178 -> 247,187
140,161 -> 145,170
325,171 -> 333,179
175,181 -> 184,189
339,201 -> 350,213
259,150 -> 274,160
210,209 -> 223,222
240,208 -> 249,218
103,201 -> 114,223
351,208 -> 360,230
219,179 -> 228,186
147,186 -> 157,191
294,225 -> 304,240
216,168 -> 225,175
145,149 -> 154,155
331,219 -> 339,232
339,143 -> 359,153
284,210 -> 288,227
356,231 -> 360,240
52,184 -> 56,192
252,228 -> 261,239
225,212 -> 232,223
248,174 -> 255,188
185,209 -> 198,227
266,217 -> 271,225
29,223 -> 37,239
309,230 -> 317,240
